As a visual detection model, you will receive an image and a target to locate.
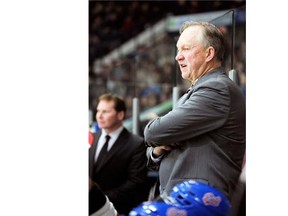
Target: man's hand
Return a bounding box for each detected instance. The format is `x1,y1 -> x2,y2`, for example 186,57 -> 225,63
152,145 -> 173,157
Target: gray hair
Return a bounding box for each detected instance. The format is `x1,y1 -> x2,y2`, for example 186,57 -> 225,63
179,21 -> 226,62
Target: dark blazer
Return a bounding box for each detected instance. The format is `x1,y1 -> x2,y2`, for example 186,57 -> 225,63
145,67 -> 246,201
89,127 -> 148,215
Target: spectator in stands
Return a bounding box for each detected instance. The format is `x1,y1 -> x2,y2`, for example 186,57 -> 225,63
89,93 -> 149,215
144,21 -> 246,202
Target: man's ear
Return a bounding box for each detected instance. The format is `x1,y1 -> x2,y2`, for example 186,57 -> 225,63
118,111 -> 125,121
205,46 -> 215,62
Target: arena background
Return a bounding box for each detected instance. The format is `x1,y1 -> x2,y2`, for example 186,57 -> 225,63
89,1 -> 246,136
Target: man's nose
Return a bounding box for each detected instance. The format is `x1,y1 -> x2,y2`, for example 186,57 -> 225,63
175,52 -> 184,61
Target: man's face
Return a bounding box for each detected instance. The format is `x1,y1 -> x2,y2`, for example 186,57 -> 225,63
96,100 -> 123,132
175,26 -> 207,82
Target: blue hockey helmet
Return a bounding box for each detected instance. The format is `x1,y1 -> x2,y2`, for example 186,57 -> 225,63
129,201 -> 192,216
167,180 -> 231,216
129,180 -> 231,216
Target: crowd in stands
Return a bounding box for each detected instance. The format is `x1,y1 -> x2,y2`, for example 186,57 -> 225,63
89,1 -> 246,123
89,0 -> 245,61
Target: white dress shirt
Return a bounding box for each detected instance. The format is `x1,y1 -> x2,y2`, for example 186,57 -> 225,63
94,126 -> 124,162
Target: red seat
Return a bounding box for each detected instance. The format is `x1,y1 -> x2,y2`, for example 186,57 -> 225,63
89,131 -> 94,145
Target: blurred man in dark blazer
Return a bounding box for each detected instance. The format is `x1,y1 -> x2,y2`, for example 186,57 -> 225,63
89,93 -> 148,215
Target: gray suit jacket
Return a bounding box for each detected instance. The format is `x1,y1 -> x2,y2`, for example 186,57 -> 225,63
144,67 -> 245,200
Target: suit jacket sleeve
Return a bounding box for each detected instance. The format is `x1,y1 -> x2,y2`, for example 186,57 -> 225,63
144,79 -> 230,147
146,146 -> 161,171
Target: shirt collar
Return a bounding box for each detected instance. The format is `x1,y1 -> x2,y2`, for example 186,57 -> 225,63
102,126 -> 124,140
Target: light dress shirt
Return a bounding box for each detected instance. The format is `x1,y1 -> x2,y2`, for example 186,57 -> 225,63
94,126 -> 124,162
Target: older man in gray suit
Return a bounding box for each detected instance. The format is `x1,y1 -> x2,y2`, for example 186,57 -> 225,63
144,21 -> 245,201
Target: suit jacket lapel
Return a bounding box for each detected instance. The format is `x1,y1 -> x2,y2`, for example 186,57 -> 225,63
94,128 -> 129,173
176,87 -> 194,107
90,132 -> 101,175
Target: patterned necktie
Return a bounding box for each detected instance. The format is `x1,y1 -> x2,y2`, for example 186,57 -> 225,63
96,135 -> 111,166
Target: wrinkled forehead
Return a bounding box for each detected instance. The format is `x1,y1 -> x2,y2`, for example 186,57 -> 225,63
176,26 -> 202,48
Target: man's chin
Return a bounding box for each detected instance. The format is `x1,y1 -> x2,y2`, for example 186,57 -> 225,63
97,124 -> 104,129
181,73 -> 189,80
